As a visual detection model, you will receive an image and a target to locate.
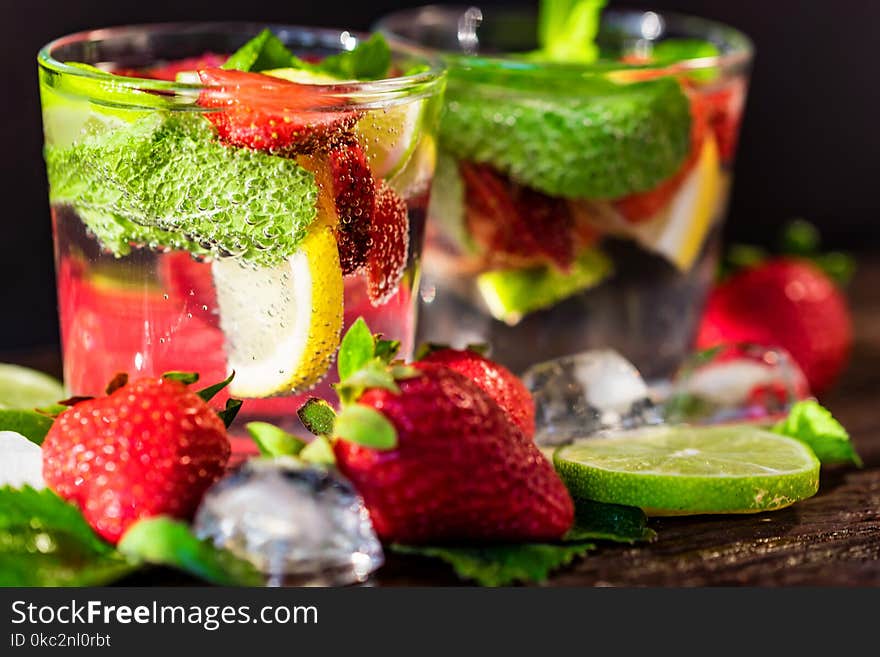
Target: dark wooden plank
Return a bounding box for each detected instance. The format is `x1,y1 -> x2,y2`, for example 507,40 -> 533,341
5,258 -> 880,586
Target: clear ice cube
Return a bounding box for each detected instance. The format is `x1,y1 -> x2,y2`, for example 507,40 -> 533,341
0,431 -> 44,489
523,350 -> 662,446
194,457 -> 383,587
665,343 -> 810,425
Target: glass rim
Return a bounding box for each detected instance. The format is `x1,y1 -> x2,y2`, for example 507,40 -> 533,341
375,5 -> 755,75
37,21 -> 447,107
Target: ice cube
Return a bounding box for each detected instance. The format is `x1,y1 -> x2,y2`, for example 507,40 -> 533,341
523,350 -> 662,446
0,431 -> 44,488
665,343 -> 810,425
194,457 -> 382,587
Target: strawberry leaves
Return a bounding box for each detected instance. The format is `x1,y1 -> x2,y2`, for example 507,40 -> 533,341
334,405 -> 397,450
246,422 -> 306,458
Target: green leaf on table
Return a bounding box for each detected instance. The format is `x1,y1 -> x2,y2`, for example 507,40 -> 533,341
0,410 -> 55,446
317,33 -> 392,80
197,371 -> 236,402
334,404 -> 397,449
297,397 -> 336,437
223,28 -> 294,72
0,486 -> 137,586
392,541 -> 596,587
566,499 -> 656,543
773,400 -> 862,466
246,422 -> 305,457
118,516 -> 262,586
337,318 -> 376,381
534,0 -> 607,64
299,436 -> 336,466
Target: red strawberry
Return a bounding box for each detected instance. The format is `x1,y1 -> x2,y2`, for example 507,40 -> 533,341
333,362 -> 573,543
42,377 -> 230,543
114,53 -> 228,80
158,251 -> 218,326
419,348 -> 535,437
696,258 -> 852,395
329,138 -> 375,274
367,181 -> 409,305
701,77 -> 746,164
460,162 -> 575,271
197,68 -> 358,153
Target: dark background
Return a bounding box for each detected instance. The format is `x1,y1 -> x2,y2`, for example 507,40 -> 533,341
0,0 -> 875,349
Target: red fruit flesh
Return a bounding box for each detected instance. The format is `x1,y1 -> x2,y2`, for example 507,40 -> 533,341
419,348 -> 535,438
333,363 -> 573,543
697,259 -> 852,395
460,162 -> 576,271
367,181 -> 409,305
42,377 -> 230,543
329,138 -> 376,274
198,68 -> 359,153
114,54 -> 228,80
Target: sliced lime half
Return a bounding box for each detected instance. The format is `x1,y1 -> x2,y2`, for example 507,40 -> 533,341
554,425 -> 820,515
0,364 -> 66,410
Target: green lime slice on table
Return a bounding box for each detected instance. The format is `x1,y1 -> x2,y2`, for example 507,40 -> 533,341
0,364 -> 65,410
554,425 -> 821,516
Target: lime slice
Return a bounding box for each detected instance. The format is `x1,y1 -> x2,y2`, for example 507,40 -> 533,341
356,99 -> 425,179
0,364 -> 65,410
477,247 -> 612,325
262,68 -> 340,84
554,425 -> 820,515
629,134 -> 724,272
211,222 -> 344,398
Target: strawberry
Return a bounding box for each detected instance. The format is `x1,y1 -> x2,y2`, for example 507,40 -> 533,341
367,181 -> 409,305
42,377 -> 230,543
418,347 -> 535,438
158,251 -> 218,326
697,258 -> 852,395
334,363 -> 572,543
701,78 -> 746,165
197,68 -> 358,153
329,138 -> 376,274
114,53 -> 227,80
460,162 -> 576,271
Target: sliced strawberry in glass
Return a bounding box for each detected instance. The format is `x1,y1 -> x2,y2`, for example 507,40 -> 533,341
197,68 -> 359,153
367,181 -> 409,305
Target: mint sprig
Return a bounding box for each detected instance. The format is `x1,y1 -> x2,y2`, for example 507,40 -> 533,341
774,400 -> 862,467
0,486 -> 137,587
223,28 -> 392,80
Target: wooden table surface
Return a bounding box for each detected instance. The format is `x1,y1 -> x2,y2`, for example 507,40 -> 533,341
8,259 -> 880,587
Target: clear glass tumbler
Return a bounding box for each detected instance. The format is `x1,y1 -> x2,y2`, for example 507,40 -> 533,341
38,24 -> 445,441
377,7 -> 753,378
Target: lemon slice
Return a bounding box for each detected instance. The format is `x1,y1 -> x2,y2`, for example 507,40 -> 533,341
356,99 -> 425,179
629,134 -> 724,271
212,223 -> 344,398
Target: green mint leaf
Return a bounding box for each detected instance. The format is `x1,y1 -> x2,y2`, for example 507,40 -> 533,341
217,398 -> 243,429
565,499 -> 656,543
299,436 -> 336,466
648,38 -> 720,82
222,29 -> 294,72
0,410 -> 55,446
334,404 -> 397,450
46,113 -> 318,267
392,541 -> 595,586
197,371 -> 235,402
0,486 -> 137,586
162,371 -> 199,385
773,400 -> 862,466
246,422 -> 306,457
337,318 -> 376,381
35,404 -> 69,418
118,516 -> 262,586
536,0 -> 607,64
297,397 -> 336,437
316,33 -> 392,80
